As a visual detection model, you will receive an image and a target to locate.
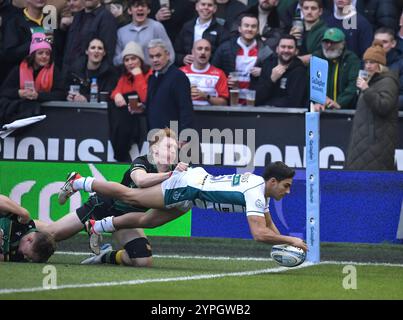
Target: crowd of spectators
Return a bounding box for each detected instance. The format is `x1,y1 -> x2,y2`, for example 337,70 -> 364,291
0,0 -> 402,166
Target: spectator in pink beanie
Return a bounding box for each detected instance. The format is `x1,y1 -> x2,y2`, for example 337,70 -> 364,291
0,32 -> 66,102
0,33 -> 66,126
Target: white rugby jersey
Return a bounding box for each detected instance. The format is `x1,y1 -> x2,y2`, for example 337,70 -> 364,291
161,167 -> 269,217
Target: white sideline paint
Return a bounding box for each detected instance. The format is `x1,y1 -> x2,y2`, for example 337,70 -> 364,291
0,263 -> 312,295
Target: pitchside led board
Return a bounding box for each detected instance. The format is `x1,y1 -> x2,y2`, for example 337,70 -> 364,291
307,56 -> 328,264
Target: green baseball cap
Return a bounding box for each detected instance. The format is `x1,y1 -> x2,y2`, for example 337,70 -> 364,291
322,28 -> 345,42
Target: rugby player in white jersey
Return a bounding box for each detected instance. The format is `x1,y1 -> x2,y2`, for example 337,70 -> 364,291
59,161 -> 307,252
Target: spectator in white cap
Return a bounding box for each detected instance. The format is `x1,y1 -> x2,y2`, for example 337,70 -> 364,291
109,41 -> 152,161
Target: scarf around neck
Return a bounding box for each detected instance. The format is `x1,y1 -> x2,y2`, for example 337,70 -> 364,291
19,60 -> 54,92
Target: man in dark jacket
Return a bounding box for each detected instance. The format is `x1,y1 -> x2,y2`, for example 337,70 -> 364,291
146,39 -> 193,138
2,0 -> 49,86
150,0 -> 195,44
62,0 -> 117,74
322,0 -> 399,31
323,0 -> 373,58
397,9 -> 403,52
0,0 -> 18,85
174,0 -> 230,66
240,0 -> 287,50
215,0 -> 246,32
256,34 -> 307,107
374,27 -> 403,109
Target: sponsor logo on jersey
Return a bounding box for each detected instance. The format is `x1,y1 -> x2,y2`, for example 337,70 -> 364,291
255,199 -> 265,209
172,191 -> 181,201
241,173 -> 250,183
232,174 -> 241,186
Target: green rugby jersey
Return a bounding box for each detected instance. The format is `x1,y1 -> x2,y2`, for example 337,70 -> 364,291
0,215 -> 37,262
114,155 -> 175,213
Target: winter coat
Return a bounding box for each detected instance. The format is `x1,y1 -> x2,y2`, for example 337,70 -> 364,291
0,64 -> 66,101
241,3 -> 287,51
149,0 -> 196,44
0,62 -> 66,126
146,64 -> 193,132
255,55 -> 308,107
0,0 -> 19,85
1,8 -> 41,81
300,19 -> 328,55
174,17 -> 230,66
62,6 -> 117,72
324,13 -> 373,58
312,48 -> 361,109
345,70 -> 399,170
215,0 -> 246,33
322,0 -> 399,31
386,48 -> 403,95
211,37 -> 273,88
65,57 -> 119,101
111,69 -> 152,103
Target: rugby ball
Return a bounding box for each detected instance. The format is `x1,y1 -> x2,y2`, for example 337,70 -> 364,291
270,244 -> 306,267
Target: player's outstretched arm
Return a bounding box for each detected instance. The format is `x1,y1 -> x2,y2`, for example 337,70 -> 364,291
247,215 -> 308,251
264,210 -> 280,235
0,194 -> 30,223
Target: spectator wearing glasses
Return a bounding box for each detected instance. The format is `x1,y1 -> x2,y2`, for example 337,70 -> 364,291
0,33 -> 65,125
2,0 -> 55,86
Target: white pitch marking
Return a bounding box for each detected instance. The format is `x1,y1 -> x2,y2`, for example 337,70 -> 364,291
320,260 -> 403,268
55,251 -> 403,267
55,251 -> 274,261
0,263 -> 312,295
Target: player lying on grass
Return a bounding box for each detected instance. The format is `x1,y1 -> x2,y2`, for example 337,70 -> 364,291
0,194 -> 55,263
37,128 -> 184,266
59,161 -> 308,252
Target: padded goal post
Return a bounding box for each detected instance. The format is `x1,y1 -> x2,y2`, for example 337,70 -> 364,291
305,112 -> 320,263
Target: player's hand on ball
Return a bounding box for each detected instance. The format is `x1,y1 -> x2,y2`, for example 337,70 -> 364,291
290,237 -> 308,252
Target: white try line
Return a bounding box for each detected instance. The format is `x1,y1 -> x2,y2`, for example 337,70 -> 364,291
0,263 -> 313,295
321,260 -> 403,268
55,251 -> 403,267
55,251 -> 274,261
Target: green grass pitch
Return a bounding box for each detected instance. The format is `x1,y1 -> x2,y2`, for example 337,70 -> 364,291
1,235 -> 403,300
